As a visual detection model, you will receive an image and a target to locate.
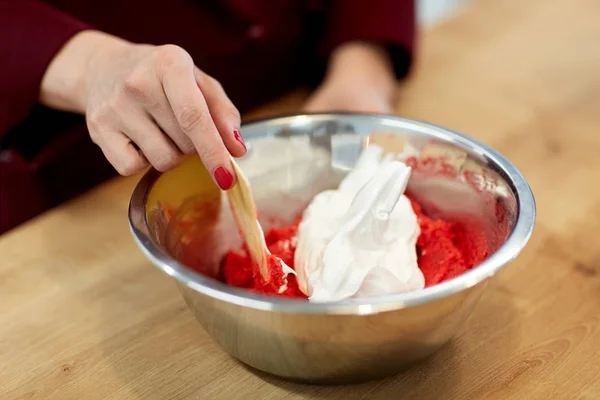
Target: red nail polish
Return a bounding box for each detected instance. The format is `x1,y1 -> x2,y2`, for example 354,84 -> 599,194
213,166 -> 234,190
233,129 -> 246,150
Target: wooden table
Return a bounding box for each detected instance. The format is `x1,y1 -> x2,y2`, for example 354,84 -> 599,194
2,0 -> 600,398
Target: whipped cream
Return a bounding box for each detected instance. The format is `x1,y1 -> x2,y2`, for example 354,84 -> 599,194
294,144 -> 425,302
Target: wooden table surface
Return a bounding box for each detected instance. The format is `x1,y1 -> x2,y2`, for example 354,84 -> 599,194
2,0 -> 600,398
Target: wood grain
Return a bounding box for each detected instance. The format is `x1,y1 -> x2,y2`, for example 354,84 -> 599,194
2,0 -> 600,398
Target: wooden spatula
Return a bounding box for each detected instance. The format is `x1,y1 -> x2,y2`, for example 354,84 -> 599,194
226,157 -> 272,282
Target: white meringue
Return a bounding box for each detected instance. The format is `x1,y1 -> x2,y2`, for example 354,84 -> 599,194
294,144 -> 424,302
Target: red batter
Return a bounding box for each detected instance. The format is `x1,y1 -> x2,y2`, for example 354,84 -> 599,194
220,218 -> 305,297
218,195 -> 489,299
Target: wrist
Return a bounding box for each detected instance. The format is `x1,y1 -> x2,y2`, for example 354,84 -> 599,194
324,41 -> 397,101
40,30 -> 131,113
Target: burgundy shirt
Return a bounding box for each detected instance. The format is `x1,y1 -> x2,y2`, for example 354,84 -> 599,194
0,0 -> 415,234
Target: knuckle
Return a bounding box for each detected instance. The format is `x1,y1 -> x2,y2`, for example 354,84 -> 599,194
87,97 -> 125,127
205,75 -> 222,90
116,156 -> 144,176
87,127 -> 101,145
86,110 -> 103,130
152,152 -> 182,172
154,44 -> 192,69
86,108 -> 113,135
102,95 -> 128,121
121,67 -> 150,98
177,106 -> 204,133
197,73 -> 222,93
115,164 -> 131,176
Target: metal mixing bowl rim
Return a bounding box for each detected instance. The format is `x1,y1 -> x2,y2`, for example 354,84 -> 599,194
128,112 -> 535,315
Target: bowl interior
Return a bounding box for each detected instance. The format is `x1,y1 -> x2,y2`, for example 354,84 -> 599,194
130,114 -> 533,311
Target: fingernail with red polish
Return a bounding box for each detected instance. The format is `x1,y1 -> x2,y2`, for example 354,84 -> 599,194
233,129 -> 246,150
213,166 -> 234,190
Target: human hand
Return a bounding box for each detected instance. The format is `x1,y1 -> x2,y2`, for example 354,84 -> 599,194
303,79 -> 393,114
303,42 -> 397,115
41,31 -> 245,190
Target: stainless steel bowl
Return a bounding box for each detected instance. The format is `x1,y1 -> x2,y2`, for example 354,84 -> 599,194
128,113 -> 535,384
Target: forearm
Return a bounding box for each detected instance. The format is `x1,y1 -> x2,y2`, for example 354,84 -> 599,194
40,30 -> 130,114
321,0 -> 415,85
324,42 -> 397,102
0,0 -> 91,135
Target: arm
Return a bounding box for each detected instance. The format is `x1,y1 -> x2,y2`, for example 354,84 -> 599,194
321,0 -> 415,80
0,0 -> 91,136
1,2 -> 244,189
305,0 -> 415,113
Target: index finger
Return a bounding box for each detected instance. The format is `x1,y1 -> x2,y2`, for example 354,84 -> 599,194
159,54 -> 236,190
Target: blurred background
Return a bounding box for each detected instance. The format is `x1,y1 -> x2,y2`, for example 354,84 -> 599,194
418,0 -> 469,26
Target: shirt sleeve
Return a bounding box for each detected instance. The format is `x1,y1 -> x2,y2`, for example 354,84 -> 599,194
0,0 -> 91,138
321,0 -> 416,80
